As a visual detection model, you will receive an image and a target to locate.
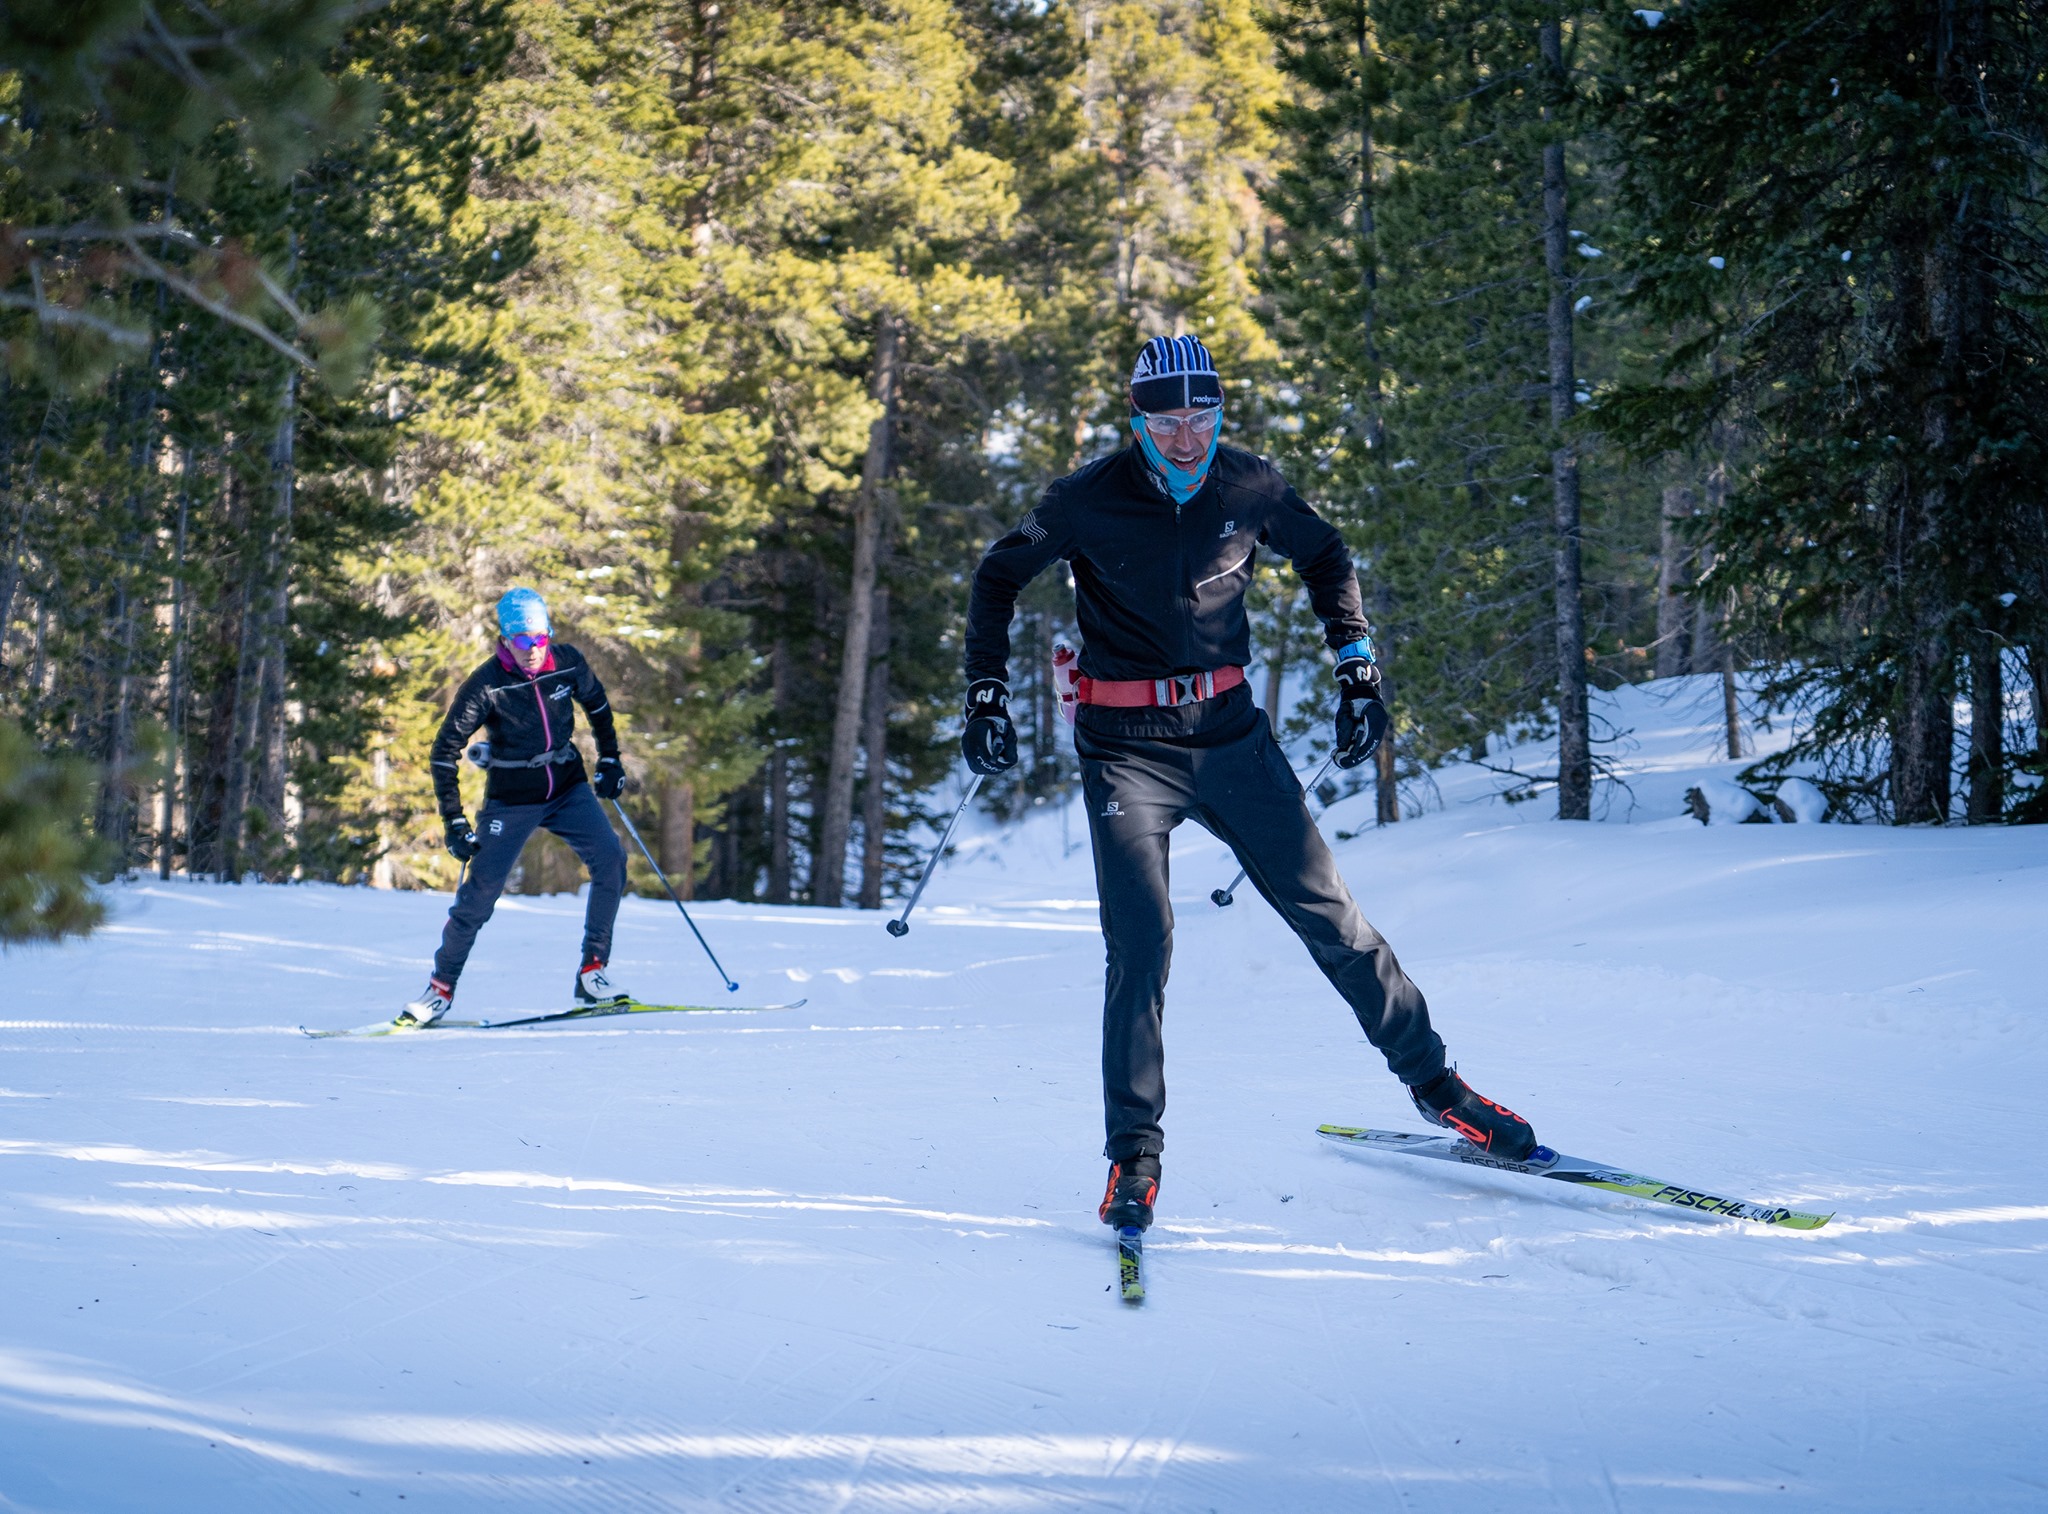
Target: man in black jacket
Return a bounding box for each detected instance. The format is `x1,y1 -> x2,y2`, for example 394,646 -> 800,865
963,336 -> 1537,1233
400,588 -> 631,1025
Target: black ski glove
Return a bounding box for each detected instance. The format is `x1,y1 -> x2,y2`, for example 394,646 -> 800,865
593,755 -> 626,800
961,678 -> 1019,775
1333,654 -> 1389,769
445,815 -> 479,862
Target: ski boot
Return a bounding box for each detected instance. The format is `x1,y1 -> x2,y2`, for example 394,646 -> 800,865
1098,1155 -> 1161,1231
398,978 -> 454,1028
573,960 -> 630,1008
1408,1068 -> 1538,1162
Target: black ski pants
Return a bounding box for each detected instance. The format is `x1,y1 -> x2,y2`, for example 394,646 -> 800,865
433,783 -> 628,986
1077,702 -> 1446,1161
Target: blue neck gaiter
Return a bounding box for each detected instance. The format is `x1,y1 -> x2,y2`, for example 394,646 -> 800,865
1132,418 -> 1219,506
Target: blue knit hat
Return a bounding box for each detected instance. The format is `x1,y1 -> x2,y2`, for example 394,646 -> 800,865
496,587 -> 551,637
1129,335 -> 1223,413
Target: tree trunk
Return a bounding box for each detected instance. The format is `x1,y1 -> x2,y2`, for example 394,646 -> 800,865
159,475 -> 190,879
217,558 -> 262,881
0,393 -> 60,679
1539,17 -> 1589,821
1375,721 -> 1398,825
1355,3 -> 1384,455
661,780 -> 695,898
1891,634 -> 1955,825
1720,644 -> 1742,760
858,586 -> 891,910
1372,585 -> 1396,825
251,370 -> 297,873
1967,636 -> 2002,823
815,315 -> 901,907
93,570 -> 142,866
1032,605 -> 1054,777
1656,485 -> 1694,679
1358,0 -> 1391,832
767,632 -> 792,904
2030,641 -> 2048,762
1692,464 -> 1727,674
1263,600 -> 1289,728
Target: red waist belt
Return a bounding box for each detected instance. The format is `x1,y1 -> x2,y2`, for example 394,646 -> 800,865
1075,665 -> 1247,709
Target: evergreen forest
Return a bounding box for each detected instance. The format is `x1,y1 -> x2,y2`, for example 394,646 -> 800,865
3,0 -> 2044,939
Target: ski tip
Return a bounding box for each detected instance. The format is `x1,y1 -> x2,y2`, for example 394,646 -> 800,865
1777,1210 -> 1835,1231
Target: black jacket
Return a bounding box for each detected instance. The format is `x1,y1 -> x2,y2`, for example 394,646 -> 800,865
966,443 -> 1370,735
429,643 -> 619,818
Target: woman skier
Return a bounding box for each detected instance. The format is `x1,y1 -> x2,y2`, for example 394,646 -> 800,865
961,336 -> 1539,1234
400,587 -> 631,1025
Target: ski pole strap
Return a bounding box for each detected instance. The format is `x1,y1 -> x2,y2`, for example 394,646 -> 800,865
484,741 -> 578,769
1076,665 -> 1245,709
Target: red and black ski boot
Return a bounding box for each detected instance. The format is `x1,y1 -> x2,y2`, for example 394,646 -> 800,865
1098,1155 -> 1161,1231
1408,1068 -> 1538,1162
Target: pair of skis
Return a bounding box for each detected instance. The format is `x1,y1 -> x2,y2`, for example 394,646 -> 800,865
301,997 -> 806,1039
1110,1124 -> 1832,1304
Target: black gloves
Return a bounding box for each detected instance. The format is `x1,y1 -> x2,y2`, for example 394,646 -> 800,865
1333,655 -> 1389,770
594,754 -> 626,800
445,815 -> 479,862
961,678 -> 1019,775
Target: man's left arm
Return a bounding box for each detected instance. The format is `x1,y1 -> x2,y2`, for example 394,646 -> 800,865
1258,473 -> 1386,768
1257,476 -> 1373,652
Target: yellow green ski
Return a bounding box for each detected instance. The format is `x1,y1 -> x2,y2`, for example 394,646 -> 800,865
1317,1125 -> 1832,1230
302,999 -> 805,1039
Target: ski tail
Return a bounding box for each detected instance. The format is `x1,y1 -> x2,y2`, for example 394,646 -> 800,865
1117,1226 -> 1145,1303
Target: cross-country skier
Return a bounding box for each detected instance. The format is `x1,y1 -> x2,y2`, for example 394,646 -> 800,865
963,335 -> 1538,1235
399,587 -> 631,1025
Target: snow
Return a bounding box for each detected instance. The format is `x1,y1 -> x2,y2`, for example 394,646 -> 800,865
3,676 -> 2045,1510
1774,776 -> 1831,824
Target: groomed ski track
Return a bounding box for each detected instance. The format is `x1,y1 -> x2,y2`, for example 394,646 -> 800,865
1,677 -> 2043,1511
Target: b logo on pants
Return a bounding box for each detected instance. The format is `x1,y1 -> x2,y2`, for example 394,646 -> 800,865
489,819 -> 503,835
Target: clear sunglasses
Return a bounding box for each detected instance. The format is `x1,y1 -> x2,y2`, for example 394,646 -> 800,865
1138,408 -> 1222,441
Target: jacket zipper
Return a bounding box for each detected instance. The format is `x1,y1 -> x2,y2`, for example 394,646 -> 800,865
532,675 -> 556,800
1175,498 -> 1191,670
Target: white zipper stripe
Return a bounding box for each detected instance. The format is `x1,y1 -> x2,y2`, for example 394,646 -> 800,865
1194,549 -> 1252,591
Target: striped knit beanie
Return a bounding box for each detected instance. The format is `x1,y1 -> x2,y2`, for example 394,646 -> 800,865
1129,335 -> 1224,413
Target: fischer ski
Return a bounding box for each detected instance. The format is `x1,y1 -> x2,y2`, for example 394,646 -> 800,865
475,999 -> 806,1029
301,1018 -> 482,1039
1317,1126 -> 1833,1231
302,999 -> 806,1040
1116,1226 -> 1146,1304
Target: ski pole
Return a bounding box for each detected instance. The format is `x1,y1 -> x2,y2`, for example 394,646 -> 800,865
1211,752 -> 1340,908
608,796 -> 739,993
887,773 -> 984,938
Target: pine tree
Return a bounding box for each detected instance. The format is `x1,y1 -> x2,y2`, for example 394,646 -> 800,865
1264,0 -> 1659,817
1,0 -> 382,386
1606,0 -> 2048,822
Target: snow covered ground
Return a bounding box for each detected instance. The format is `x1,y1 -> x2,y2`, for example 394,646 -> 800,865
2,676 -> 2044,1511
